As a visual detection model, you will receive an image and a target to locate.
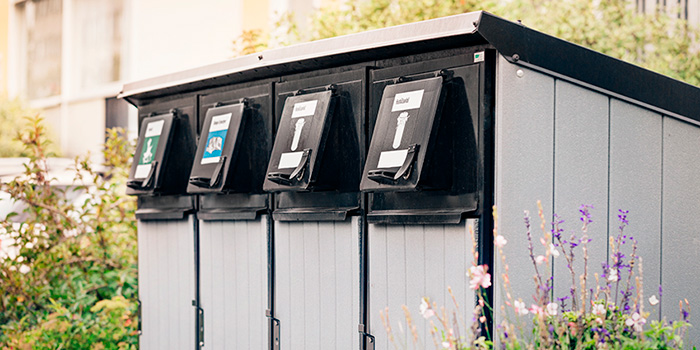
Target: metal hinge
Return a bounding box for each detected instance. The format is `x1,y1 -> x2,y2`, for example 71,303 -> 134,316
136,299 -> 142,336
358,324 -> 375,350
193,300 -> 204,348
266,309 -> 280,350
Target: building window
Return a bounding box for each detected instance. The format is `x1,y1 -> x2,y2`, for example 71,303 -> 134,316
22,0 -> 63,100
72,0 -> 123,92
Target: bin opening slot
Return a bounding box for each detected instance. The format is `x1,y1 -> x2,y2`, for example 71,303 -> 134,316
189,156 -> 226,188
267,148 -> 311,186
367,144 -> 418,183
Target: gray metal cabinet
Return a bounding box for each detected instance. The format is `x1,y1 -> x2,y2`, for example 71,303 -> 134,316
138,217 -> 196,350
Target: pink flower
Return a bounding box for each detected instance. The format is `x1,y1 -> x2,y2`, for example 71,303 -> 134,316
468,265 -> 492,290
592,303 -> 606,316
530,304 -> 543,315
626,312 -> 646,332
535,255 -> 546,265
419,297 -> 435,319
494,235 -> 507,248
514,300 -> 529,316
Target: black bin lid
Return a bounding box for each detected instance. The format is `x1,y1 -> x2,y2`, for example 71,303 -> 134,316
361,76 -> 443,192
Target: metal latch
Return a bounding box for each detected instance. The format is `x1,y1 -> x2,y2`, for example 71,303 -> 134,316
193,300 -> 204,348
266,309 -> 280,350
358,324 -> 375,350
136,299 -> 142,336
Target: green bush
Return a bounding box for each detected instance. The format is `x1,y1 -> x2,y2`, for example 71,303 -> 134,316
0,116 -> 138,349
246,0 -> 700,87
0,97 -> 58,157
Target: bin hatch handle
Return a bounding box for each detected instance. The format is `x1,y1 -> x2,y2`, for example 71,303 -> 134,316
127,161 -> 158,190
189,156 -> 226,189
367,144 -> 418,184
267,148 -> 311,186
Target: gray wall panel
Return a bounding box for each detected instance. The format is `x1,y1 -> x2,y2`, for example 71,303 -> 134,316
274,219 -> 360,350
368,224 -> 389,350
495,55 -> 700,346
137,217 -> 196,350
553,80 -> 609,301
199,217 -> 269,349
494,55 -> 554,325
609,99 -> 662,320
368,222 -> 475,349
661,117 -> 700,342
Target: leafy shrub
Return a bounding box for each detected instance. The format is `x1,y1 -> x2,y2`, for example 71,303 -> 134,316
0,116 -> 138,349
243,0 -> 700,87
0,97 -> 58,158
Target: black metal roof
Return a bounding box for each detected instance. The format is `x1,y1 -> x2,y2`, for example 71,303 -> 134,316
120,11 -> 700,123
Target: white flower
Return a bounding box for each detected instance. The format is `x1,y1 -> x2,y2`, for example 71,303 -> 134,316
494,235 -> 507,248
625,312 -> 646,332
592,304 -> 606,316
549,243 -> 560,258
649,295 -> 659,306
608,269 -> 618,282
442,341 -> 451,348
535,255 -> 546,265
468,265 -> 492,290
19,264 -> 30,274
514,300 -> 529,315
546,302 -> 558,316
419,297 -> 435,319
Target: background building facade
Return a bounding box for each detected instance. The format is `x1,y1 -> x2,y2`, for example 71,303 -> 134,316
0,0 -> 698,160
1,0 -> 322,160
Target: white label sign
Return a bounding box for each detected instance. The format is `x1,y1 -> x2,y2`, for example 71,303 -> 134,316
134,163 -> 152,179
391,90 -> 424,112
145,119 -> 164,137
209,113 -> 232,132
377,149 -> 408,169
291,100 -> 318,118
278,151 -> 304,169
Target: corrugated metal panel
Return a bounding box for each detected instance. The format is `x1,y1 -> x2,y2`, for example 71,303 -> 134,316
493,54 -> 554,326
661,117 -> 700,341
552,80 -> 609,299
138,217 -> 196,350
609,99 -> 662,320
274,219 -> 360,349
368,221 -> 475,349
199,217 -> 269,349
495,54 -> 700,345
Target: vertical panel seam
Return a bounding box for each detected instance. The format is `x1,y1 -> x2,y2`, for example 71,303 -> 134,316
659,116 -> 665,321
333,223 -> 338,349
607,98 -> 612,266
551,79 -> 557,298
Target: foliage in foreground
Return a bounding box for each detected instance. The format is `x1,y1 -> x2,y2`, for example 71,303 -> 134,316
0,116 -> 138,349
0,97 -> 59,158
390,203 -> 693,349
236,0 -> 700,87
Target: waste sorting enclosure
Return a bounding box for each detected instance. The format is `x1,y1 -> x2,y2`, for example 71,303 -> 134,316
120,11 -> 700,349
